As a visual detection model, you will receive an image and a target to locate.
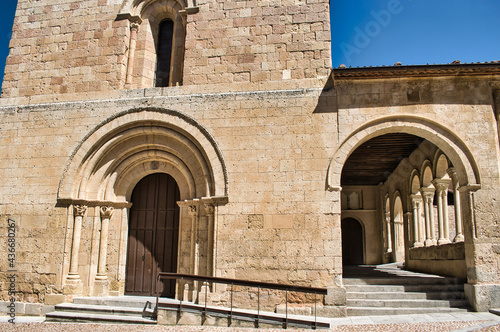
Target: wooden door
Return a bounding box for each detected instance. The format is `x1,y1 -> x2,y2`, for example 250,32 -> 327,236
125,173 -> 180,297
341,218 -> 364,266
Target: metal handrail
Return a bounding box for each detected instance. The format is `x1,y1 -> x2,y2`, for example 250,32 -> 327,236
156,272 -> 328,329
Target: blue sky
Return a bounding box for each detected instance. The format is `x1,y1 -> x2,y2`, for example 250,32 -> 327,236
0,0 -> 499,90
332,0 -> 500,67
0,0 -> 16,91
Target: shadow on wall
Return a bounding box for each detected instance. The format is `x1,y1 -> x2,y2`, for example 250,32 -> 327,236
313,65 -> 498,113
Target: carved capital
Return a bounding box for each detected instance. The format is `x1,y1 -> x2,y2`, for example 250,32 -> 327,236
432,179 -> 451,197
100,206 -> 114,219
187,205 -> 198,217
419,187 -> 435,203
73,205 -> 87,217
204,204 -> 215,215
130,21 -> 140,31
410,194 -> 422,208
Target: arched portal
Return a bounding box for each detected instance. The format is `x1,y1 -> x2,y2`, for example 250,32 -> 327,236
58,108 -> 228,297
125,173 -> 180,297
329,116 -> 481,279
341,218 -> 364,266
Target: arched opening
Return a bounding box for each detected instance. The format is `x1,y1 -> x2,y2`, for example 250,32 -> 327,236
393,195 -> 405,262
341,218 -> 364,266
330,118 -> 480,279
58,108 -> 228,297
125,173 -> 180,297
118,0 -> 187,88
155,19 -> 174,87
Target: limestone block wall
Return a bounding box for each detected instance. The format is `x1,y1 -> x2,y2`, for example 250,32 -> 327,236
333,75 -> 500,285
0,83 -> 339,304
341,185 -> 382,265
2,0 -> 331,100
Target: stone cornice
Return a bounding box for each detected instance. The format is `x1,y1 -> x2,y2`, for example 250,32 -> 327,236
333,63 -> 500,80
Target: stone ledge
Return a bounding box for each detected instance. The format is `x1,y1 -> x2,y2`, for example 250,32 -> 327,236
409,242 -> 465,260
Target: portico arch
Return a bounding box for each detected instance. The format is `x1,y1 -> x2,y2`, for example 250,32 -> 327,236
327,116 -> 480,190
328,115 -> 480,281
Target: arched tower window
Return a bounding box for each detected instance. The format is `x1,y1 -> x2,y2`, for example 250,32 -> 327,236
155,19 -> 174,87
118,0 -> 192,89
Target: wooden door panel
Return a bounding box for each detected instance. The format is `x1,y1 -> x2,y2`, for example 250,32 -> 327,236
125,173 -> 180,297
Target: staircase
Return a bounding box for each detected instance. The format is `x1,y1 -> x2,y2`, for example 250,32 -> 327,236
45,296 -> 157,324
45,295 -> 330,328
344,263 -> 471,316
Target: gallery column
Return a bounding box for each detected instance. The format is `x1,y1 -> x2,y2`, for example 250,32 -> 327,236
448,168 -> 464,242
410,194 -> 424,248
420,188 -> 437,246
432,179 -> 452,245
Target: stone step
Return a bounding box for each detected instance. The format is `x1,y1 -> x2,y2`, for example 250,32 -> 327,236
45,311 -> 157,324
344,284 -> 464,293
347,291 -> 465,300
52,303 -> 148,316
72,296 -> 155,309
343,277 -> 464,286
346,306 -> 470,316
346,298 -> 470,308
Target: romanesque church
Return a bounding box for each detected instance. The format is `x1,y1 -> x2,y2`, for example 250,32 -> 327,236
1,0 -> 500,323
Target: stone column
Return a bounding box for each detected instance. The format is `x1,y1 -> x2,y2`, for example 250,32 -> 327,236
96,206 -> 113,279
410,194 -> 424,248
188,204 -> 199,301
448,168 -> 464,242
204,203 -> 215,277
67,205 -> 87,280
420,188 -> 437,246
432,179 -> 452,245
125,21 -> 140,85
385,211 -> 392,253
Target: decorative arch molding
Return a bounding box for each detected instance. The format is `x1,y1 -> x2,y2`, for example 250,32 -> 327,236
327,116 -> 481,191
433,150 -> 451,179
57,107 -> 228,205
420,160 -> 434,188
117,0 -> 198,88
409,169 -> 421,195
392,191 -> 405,219
118,0 -> 199,19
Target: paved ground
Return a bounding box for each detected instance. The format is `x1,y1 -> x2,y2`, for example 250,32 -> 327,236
2,312 -> 500,331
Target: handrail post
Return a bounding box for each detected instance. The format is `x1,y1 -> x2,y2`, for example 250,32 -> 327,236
179,276 -> 183,315
204,280 -> 208,320
229,283 -> 233,327
256,286 -> 260,328
155,274 -> 160,319
284,289 -> 288,329
314,292 -> 317,330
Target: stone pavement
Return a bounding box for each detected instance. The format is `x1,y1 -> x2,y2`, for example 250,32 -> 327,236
1,312 -> 500,331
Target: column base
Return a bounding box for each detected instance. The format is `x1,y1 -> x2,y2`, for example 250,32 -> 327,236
454,234 -> 465,242
63,277 -> 83,296
93,278 -> 109,297
411,242 -> 424,248
424,239 -> 437,247
438,238 -> 452,245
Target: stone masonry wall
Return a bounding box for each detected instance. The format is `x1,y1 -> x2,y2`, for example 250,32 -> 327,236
334,75 -> 500,285
2,0 -> 331,99
0,85 -> 339,304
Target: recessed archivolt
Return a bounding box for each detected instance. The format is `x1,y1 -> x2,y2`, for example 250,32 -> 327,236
58,108 -> 228,203
327,116 -> 481,191
118,0 -> 196,18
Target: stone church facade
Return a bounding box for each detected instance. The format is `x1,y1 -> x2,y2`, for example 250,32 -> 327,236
1,0 -> 500,317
